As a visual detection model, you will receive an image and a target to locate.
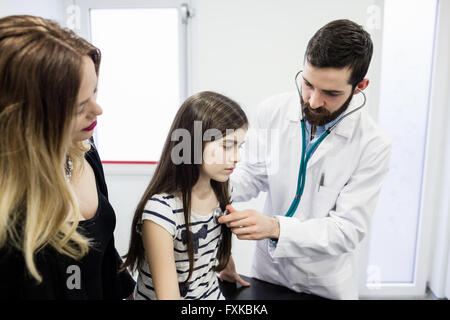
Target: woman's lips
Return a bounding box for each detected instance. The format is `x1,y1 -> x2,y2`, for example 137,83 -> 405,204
83,120 -> 97,131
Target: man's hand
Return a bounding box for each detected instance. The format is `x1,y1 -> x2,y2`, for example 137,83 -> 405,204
218,205 -> 280,240
217,255 -> 250,286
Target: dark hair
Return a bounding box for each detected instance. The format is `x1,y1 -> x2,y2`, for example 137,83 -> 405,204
305,19 -> 373,87
121,91 -> 248,284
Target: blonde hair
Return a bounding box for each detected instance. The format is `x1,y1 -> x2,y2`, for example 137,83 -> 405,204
0,15 -> 101,282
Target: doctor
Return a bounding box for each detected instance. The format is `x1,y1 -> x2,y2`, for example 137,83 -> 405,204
218,19 -> 391,299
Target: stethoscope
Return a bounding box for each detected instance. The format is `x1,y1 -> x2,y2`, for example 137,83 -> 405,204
214,206 -> 229,223
284,70 -> 367,217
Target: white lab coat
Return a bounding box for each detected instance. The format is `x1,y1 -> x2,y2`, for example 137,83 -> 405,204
231,91 -> 391,300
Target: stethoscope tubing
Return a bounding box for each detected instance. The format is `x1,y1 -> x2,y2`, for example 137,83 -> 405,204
285,71 -> 366,218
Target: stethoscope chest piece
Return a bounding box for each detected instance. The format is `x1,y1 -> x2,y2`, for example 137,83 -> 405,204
213,206 -> 230,223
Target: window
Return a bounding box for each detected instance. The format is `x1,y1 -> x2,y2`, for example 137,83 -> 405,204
362,0 -> 438,295
76,1 -> 189,163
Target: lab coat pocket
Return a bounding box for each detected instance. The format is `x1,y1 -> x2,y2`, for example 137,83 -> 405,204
307,262 -> 352,287
314,185 -> 340,218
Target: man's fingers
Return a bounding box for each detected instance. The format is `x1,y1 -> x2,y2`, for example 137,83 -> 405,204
226,204 -> 236,213
231,225 -> 255,236
227,217 -> 252,229
219,210 -> 249,224
236,234 -> 258,240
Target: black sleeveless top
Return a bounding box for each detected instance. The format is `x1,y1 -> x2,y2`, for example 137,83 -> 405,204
0,141 -> 135,299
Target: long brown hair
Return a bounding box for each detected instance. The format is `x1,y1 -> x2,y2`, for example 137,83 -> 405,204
0,15 -> 100,282
122,91 -> 248,283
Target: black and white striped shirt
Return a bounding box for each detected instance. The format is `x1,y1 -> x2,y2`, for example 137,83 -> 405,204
134,193 -> 225,300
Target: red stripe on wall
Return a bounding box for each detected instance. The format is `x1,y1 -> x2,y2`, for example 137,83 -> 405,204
101,161 -> 158,164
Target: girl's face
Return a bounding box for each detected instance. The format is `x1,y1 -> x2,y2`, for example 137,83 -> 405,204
201,127 -> 247,182
72,56 -> 102,142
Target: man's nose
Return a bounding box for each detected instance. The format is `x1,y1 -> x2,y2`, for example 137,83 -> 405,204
309,89 -> 325,109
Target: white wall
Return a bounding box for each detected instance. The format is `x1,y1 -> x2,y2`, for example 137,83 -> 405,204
188,0 -> 381,124
0,0 -> 66,22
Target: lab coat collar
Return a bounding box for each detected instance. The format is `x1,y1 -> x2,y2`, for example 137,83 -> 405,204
287,93 -> 363,140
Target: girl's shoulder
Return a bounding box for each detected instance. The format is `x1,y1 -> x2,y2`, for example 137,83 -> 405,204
142,193 -> 183,237
147,192 -> 180,208
144,193 -> 184,218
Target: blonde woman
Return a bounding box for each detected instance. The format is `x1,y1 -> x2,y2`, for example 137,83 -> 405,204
0,15 -> 135,299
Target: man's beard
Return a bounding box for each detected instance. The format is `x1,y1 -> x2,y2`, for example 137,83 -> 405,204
301,92 -> 354,126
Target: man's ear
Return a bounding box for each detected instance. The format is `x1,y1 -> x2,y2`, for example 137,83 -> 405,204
353,78 -> 369,94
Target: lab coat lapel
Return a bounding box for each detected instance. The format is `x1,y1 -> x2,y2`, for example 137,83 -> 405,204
306,110 -> 360,169
306,134 -> 334,169
286,94 -> 362,169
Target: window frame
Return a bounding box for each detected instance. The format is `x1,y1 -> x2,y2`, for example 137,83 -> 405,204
73,0 -> 190,167
358,0 -> 440,298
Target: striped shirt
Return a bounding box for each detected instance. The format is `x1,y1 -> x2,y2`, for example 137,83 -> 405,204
134,193 -> 225,300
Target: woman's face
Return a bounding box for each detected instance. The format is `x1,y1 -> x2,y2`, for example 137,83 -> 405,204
72,56 -> 102,142
201,127 -> 247,182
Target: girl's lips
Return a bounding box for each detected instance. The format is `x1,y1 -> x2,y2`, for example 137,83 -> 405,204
83,120 -> 97,131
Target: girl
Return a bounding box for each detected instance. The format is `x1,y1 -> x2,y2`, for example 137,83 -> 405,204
121,91 -> 249,299
0,15 -> 134,299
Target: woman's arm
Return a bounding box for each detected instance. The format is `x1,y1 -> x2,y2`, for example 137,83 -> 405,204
142,220 -> 180,300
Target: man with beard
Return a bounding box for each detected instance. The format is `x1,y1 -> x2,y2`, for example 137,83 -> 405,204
217,19 -> 391,300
